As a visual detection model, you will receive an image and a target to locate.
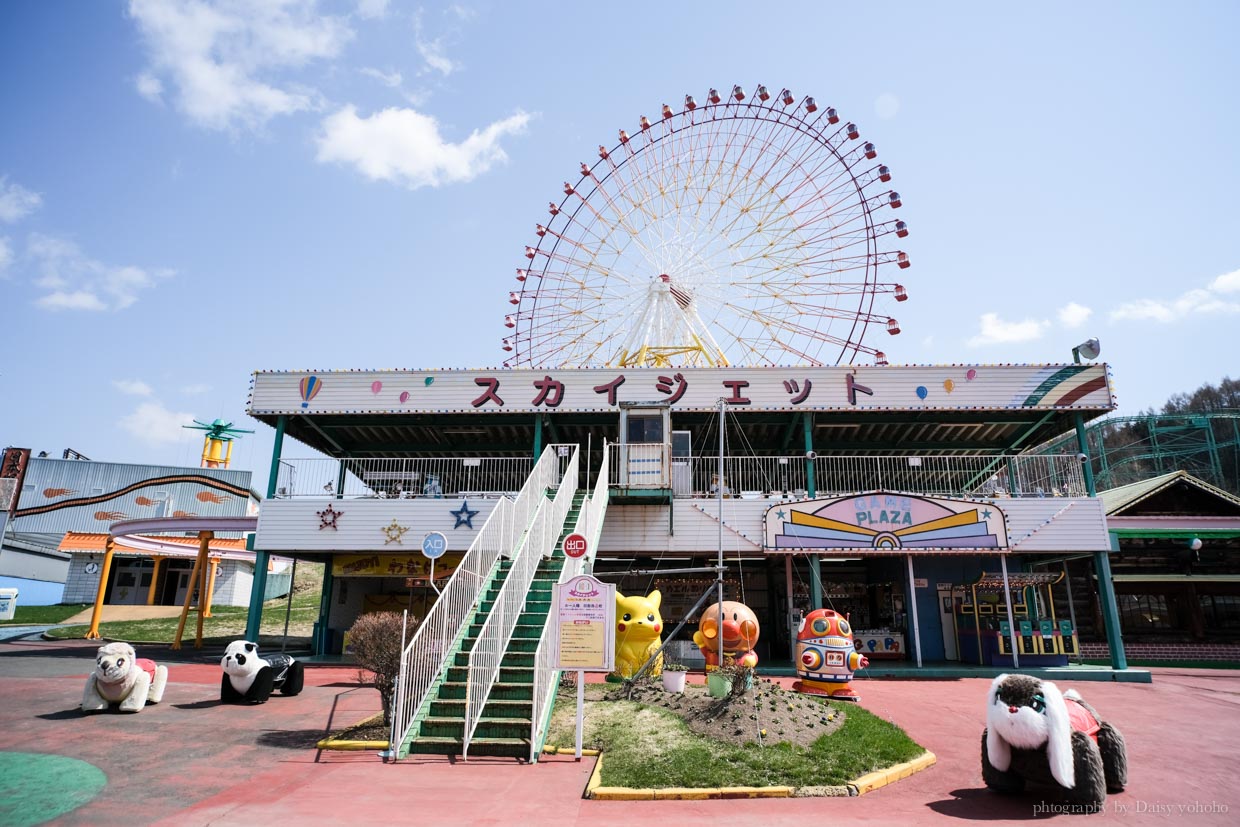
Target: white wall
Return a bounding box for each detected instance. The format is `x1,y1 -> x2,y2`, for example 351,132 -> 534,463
596,497 -> 1110,555
255,498 -> 501,551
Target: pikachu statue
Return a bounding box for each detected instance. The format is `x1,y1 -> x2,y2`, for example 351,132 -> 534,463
612,589 -> 664,680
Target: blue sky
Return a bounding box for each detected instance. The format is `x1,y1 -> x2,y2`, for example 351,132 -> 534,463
2,0 -> 1237,480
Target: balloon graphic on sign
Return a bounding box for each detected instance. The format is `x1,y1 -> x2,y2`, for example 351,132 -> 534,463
299,375 -> 321,408
424,377 -> 434,386
371,381 -> 382,395
915,385 -> 928,400
399,391 -> 410,404
966,369 -> 977,381
943,379 -> 955,393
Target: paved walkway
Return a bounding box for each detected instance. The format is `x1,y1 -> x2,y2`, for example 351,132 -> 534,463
59,606 -> 188,625
1,637 -> 1237,825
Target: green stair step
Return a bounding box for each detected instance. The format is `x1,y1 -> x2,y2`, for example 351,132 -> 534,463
406,736 -> 530,758
430,698 -> 532,719
437,681 -> 533,701
446,666 -> 534,684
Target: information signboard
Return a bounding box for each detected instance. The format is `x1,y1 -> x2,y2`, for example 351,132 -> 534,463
552,574 -> 615,672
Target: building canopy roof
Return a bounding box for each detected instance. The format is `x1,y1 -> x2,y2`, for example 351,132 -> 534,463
247,364 -> 1116,458
1100,470 -> 1240,517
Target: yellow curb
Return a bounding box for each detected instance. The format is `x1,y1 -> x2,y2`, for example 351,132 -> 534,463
584,752 -> 605,799
848,751 -> 937,796
592,788 -> 657,801
717,786 -> 793,799
316,739 -> 390,751
653,788 -> 716,800
543,745 -> 600,756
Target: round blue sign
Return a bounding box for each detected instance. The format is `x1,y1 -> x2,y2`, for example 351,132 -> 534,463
422,531 -> 448,560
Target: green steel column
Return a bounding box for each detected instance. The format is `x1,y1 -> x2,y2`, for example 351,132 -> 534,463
803,413 -> 822,610
316,559 -> 334,654
335,454 -> 347,500
533,414 -> 544,459
1077,412 -> 1127,670
245,414 -> 285,641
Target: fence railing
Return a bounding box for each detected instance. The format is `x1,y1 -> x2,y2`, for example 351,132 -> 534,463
608,452 -> 1087,499
269,456 -> 534,499
389,446 -> 559,760
529,441 -> 610,762
463,445 -> 579,758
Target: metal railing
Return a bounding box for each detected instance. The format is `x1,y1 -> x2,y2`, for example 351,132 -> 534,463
462,445 -> 579,758
268,456 -> 533,499
388,446 -> 559,760
609,451 -> 1086,499
529,441 -> 611,762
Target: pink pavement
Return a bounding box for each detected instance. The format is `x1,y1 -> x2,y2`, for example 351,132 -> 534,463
2,638 -> 1237,826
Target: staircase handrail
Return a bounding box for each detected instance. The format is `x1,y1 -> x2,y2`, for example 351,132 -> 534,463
462,446 -> 579,758
389,446 -> 560,758
529,441 -> 610,762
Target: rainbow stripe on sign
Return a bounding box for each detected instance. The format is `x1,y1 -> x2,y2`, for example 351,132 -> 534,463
1020,365 -> 1109,407
766,491 -> 1008,552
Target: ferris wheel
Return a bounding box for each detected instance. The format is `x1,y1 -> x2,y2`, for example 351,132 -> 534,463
503,84 -> 910,369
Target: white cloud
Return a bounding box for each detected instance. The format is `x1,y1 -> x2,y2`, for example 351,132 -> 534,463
0,176 -> 42,223
316,105 -> 530,189
114,379 -> 154,396
966,312 -> 1049,346
135,72 -> 164,103
180,383 -> 212,395
360,67 -> 403,88
28,233 -> 172,311
356,0 -> 389,19
1210,268 -> 1240,293
0,236 -> 11,275
127,0 -> 353,131
413,7 -> 462,76
1110,268 -> 1240,323
1057,301 -> 1093,328
875,93 -> 900,120
120,401 -> 197,445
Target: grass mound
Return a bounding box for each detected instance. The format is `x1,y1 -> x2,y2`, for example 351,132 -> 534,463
547,676 -> 923,789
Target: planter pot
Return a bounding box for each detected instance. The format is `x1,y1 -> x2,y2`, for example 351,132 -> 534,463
662,670 -> 687,693
706,672 -> 732,698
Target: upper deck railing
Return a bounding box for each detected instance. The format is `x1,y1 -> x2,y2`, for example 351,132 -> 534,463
272,456 -> 533,500
608,452 -> 1088,499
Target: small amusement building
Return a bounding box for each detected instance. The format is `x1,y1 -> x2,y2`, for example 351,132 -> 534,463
241,85 -> 1136,759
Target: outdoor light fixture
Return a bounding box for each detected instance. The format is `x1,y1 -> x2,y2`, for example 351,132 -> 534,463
1072,338 -> 1101,363
1189,537 -> 1203,551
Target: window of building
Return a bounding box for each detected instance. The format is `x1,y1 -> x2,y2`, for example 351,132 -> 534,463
627,415 -> 663,444
1200,595 -> 1240,631
1117,593 -> 1174,632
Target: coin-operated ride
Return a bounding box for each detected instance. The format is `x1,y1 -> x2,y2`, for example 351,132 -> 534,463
792,608 -> 869,701
693,600 -> 761,669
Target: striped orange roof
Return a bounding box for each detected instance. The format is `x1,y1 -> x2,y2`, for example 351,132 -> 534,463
58,532 -> 248,552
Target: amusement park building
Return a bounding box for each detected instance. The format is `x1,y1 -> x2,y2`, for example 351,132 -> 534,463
0,449 -> 263,606
243,362 -> 1129,670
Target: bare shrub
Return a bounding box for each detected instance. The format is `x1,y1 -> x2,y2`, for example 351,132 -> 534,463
348,612 -> 419,726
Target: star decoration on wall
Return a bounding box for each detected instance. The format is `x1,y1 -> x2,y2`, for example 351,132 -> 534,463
451,500 -> 479,529
382,519 -> 410,545
317,504 -> 343,530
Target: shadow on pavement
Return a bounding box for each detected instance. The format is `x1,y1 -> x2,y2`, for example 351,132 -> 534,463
927,787 -> 1045,820
257,729 -> 330,750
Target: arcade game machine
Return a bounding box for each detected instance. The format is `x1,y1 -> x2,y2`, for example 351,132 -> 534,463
955,571 -> 1079,667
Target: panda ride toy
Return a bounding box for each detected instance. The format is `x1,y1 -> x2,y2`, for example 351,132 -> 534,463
220,640 -> 305,704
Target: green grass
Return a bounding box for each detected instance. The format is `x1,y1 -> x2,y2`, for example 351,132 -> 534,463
551,689 -> 924,789
0,604 -> 91,625
44,591 -> 321,646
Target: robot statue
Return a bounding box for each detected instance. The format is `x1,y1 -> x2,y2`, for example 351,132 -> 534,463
792,608 -> 869,701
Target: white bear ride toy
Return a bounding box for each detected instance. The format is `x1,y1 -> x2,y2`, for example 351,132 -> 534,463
220,640 -> 305,704
82,642 -> 168,713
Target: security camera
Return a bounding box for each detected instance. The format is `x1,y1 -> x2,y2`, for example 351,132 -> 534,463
806,451 -> 817,460
1076,453 -> 1089,464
